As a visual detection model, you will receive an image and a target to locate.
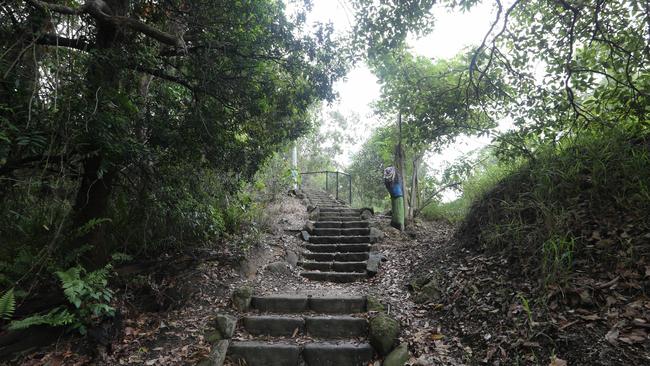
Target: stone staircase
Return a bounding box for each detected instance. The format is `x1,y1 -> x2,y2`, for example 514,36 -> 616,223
198,190 -> 404,366
299,189 -> 380,283
225,294 -> 375,366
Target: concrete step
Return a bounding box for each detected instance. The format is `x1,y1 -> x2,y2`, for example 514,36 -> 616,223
319,216 -> 361,221
303,342 -> 374,366
241,315 -> 367,338
252,295 -> 309,313
304,243 -> 371,253
319,208 -> 362,213
305,316 -> 367,338
227,341 -> 373,366
317,216 -> 360,222
309,236 -> 371,244
313,227 -> 370,236
243,315 -> 304,337
315,221 -> 369,229
227,341 -> 300,366
250,295 -> 367,313
301,271 -> 367,283
299,261 -> 367,272
319,212 -> 360,217
303,252 -> 369,262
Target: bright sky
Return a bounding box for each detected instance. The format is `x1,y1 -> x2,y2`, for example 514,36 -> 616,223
297,0 -> 502,172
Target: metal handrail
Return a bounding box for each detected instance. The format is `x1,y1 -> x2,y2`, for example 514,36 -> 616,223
299,170 -> 352,204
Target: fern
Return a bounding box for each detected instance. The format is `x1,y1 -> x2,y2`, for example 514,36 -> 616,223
56,267 -> 84,308
8,307 -> 75,330
0,288 -> 15,320
7,265 -> 115,334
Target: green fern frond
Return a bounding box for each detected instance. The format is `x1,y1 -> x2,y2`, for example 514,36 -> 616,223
8,307 -> 75,330
0,288 -> 15,320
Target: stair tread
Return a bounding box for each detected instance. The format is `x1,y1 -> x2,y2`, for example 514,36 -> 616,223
301,271 -> 368,283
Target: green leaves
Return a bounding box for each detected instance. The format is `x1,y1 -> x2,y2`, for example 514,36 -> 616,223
0,288 -> 15,320
371,49 -> 498,150
9,307 -> 76,331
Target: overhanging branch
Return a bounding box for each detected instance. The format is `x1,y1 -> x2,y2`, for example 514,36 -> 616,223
26,0 -> 187,48
36,33 -> 93,51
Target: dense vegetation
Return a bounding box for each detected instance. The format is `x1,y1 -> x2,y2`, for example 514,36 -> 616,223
0,0 -> 346,332
0,0 -> 648,361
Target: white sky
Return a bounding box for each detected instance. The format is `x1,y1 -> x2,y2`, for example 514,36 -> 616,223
296,0 -> 504,172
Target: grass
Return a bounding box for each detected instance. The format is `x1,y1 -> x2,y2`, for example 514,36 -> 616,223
435,124 -> 650,284
541,236 -> 575,285
421,157 -> 520,222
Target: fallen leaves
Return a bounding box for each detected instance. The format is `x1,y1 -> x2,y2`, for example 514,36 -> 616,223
549,356 -> 567,366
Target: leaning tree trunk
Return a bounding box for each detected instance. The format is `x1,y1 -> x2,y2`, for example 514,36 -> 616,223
72,0 -> 129,269
407,154 -> 421,220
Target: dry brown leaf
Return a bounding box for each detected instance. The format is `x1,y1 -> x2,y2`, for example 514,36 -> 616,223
618,328 -> 647,344
549,356 -> 568,366
578,314 -> 600,321
605,328 -> 619,345
431,333 -> 445,340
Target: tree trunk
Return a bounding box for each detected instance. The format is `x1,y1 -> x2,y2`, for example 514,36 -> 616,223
395,112 -> 408,226
72,155 -> 116,268
72,0 -> 129,268
408,154 -> 421,220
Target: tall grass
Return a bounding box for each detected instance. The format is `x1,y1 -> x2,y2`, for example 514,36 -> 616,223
421,159 -> 520,222
435,125 -> 650,282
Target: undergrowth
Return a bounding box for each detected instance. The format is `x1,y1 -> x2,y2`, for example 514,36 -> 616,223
452,125 -> 650,283
0,151 -> 294,334
421,155 -> 519,222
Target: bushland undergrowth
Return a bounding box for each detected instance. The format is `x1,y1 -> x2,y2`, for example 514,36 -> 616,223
443,125 -> 650,285
0,150 -> 295,335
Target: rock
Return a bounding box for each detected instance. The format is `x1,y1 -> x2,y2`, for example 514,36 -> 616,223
205,314 -> 237,343
369,227 -> 383,243
412,276 -> 442,304
361,209 -> 373,220
369,314 -> 400,355
366,253 -> 382,277
265,261 -> 291,275
308,207 -> 320,221
197,340 -> 229,366
409,275 -> 430,290
383,343 -> 409,366
239,260 -> 257,279
300,230 -> 310,241
303,221 -> 315,233
366,296 -> 385,312
286,250 -> 299,267
232,286 -> 253,311
216,314 -> 237,338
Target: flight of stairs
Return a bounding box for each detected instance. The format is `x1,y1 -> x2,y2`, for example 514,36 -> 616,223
226,294 -> 375,366
299,189 -> 378,283
199,189 -> 392,365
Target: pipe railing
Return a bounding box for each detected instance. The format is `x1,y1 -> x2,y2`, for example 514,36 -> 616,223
299,170 -> 352,204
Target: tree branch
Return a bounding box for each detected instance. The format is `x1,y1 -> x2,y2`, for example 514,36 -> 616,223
26,0 -> 186,48
24,0 -> 83,15
36,33 -> 93,51
413,182 -> 461,218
